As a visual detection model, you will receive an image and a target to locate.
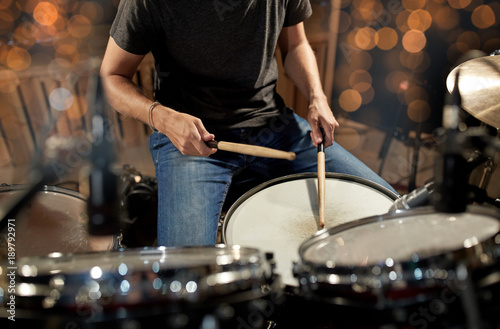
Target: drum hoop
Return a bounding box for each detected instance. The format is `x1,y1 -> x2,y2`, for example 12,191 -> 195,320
17,245 -> 265,273
297,205 -> 500,271
11,246 -> 276,308
221,172 -> 398,243
0,184 -> 86,201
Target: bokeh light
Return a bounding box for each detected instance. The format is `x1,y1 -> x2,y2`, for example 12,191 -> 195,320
348,51 -> 373,70
434,6 -> 460,30
402,30 -> 427,53
336,127 -> 361,150
447,0 -> 472,10
471,5 -> 495,29
456,31 -> 481,52
375,27 -> 398,50
49,87 -> 74,111
407,99 -> 431,123
403,0 -> 426,11
339,89 -> 362,112
6,47 -> 31,71
68,15 -> 92,38
33,2 -> 59,26
354,27 -> 377,50
407,10 -> 432,32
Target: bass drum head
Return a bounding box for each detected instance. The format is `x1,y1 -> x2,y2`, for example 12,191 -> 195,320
222,173 -> 398,287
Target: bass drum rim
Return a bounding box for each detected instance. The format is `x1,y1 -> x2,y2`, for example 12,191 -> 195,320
221,172 -> 399,244
0,183 -> 86,201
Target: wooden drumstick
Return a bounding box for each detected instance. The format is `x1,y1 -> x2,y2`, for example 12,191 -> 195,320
317,139 -> 326,228
206,140 -> 296,161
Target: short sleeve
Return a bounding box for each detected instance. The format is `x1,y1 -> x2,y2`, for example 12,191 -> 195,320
109,0 -> 155,55
284,0 -> 312,27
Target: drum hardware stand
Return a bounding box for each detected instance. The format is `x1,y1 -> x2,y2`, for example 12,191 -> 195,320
456,263 -> 485,329
475,157 -> 496,195
86,71 -> 121,237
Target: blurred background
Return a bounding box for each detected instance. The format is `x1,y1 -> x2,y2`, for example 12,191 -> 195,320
0,0 -> 499,194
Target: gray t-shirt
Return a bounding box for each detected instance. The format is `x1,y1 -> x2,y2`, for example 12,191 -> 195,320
110,0 -> 312,131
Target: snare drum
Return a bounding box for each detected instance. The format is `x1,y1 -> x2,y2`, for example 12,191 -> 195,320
0,185 -> 113,259
222,173 -> 398,287
1,246 -> 280,328
294,206 -> 500,327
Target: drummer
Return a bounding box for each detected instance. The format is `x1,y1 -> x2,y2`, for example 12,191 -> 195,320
100,0 -> 397,247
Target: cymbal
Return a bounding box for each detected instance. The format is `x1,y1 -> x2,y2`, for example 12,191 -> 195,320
447,55 -> 500,129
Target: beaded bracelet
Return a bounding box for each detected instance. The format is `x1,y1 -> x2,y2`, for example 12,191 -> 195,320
148,101 -> 160,132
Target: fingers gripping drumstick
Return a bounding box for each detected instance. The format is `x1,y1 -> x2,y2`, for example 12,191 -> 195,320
206,140 -> 296,161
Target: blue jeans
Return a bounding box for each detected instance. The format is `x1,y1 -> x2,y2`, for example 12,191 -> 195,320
149,108 -> 397,247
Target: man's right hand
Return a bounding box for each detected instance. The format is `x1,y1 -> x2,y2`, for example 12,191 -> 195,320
154,106 -> 217,157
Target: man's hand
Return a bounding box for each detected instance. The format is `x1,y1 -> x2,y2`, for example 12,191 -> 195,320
307,95 -> 339,148
155,107 -> 217,157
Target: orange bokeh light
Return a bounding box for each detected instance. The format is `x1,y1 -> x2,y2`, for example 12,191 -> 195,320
339,89 -> 363,112
354,27 -> 376,50
400,51 -> 425,70
348,51 -> 373,70
447,0 -> 472,10
33,2 -> 59,26
456,31 -> 481,53
407,99 -> 431,123
375,27 -> 398,50
402,30 -> 427,53
12,22 -> 37,48
349,69 -> 372,88
434,6 -> 460,30
6,47 -> 31,71
403,0 -> 426,11
79,1 -> 104,23
471,5 -> 495,29
396,10 -> 411,33
408,10 -> 432,32
405,85 -> 429,105
336,127 -> 361,150
68,15 -> 92,39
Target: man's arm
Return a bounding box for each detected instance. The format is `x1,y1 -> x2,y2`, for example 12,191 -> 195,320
100,37 -> 215,156
278,23 -> 339,148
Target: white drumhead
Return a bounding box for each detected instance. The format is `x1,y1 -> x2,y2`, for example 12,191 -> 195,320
224,174 -> 396,286
301,211 -> 500,266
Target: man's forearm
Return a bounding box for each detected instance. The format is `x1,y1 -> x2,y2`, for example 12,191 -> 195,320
282,41 -> 327,103
101,74 -> 154,125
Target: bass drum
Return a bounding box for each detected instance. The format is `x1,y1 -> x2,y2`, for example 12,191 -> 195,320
222,173 -> 398,287
0,184 -> 113,259
2,246 -> 281,329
